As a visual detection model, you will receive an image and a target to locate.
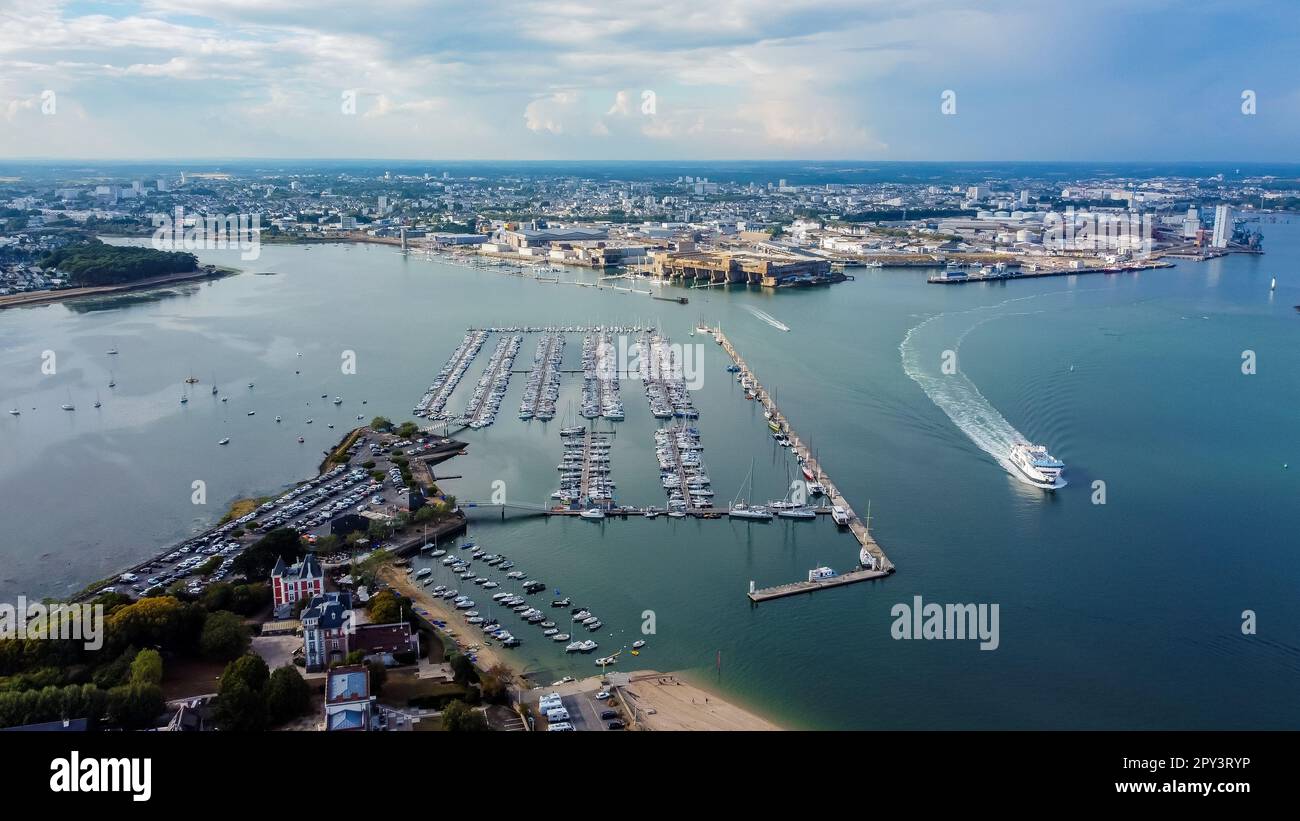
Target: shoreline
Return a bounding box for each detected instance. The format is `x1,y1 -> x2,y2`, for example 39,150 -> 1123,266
381,566 -> 787,730
0,265 -> 236,310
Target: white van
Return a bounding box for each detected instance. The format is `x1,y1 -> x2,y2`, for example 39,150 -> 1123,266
546,707 -> 570,723
546,722 -> 574,732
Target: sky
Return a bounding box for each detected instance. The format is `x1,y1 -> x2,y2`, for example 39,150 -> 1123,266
0,0 -> 1297,162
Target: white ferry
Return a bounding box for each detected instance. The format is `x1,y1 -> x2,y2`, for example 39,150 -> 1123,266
1009,443 -> 1067,490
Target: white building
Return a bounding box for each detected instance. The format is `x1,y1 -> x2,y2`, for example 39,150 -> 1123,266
1211,204 -> 1231,248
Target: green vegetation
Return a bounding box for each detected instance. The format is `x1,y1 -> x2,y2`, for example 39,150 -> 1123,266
129,649 -> 163,688
265,666 -> 313,725
441,700 -> 488,731
199,611 -> 251,661
0,592 -> 269,729
231,527 -> 305,579
39,240 -> 198,286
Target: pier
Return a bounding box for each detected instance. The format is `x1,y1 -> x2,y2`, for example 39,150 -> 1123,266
746,567 -> 892,602
707,325 -> 896,596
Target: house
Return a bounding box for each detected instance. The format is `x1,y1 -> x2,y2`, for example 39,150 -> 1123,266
349,621 -> 420,667
300,592 -> 354,672
270,553 -> 323,611
324,665 -> 374,731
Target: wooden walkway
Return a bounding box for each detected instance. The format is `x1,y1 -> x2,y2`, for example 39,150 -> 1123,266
747,567 -> 892,602
707,325 -> 895,592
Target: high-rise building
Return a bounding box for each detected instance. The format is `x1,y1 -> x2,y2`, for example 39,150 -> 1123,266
1211,204 -> 1231,248
1182,207 -> 1200,240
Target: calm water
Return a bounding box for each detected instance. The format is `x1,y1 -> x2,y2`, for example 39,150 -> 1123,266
2,228 -> 1297,729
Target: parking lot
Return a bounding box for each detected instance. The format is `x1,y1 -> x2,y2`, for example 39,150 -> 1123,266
96,429 -> 456,601
525,678 -> 628,731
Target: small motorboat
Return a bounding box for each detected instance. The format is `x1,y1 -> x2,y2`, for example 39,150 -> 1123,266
218,438 -> 230,445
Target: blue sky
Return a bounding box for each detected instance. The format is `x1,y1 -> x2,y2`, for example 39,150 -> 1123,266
1,0 -> 1296,161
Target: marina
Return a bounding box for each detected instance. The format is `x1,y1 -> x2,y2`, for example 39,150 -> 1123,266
704,324 -> 895,593
459,334 -> 521,428
413,329 -> 488,419
9,229 -> 1294,732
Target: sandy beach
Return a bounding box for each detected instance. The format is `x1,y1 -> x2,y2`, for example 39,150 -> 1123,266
615,671 -> 782,731
382,568 -> 783,730
381,565 -> 517,675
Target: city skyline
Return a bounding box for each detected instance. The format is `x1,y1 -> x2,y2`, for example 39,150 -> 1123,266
2,0 -> 1298,162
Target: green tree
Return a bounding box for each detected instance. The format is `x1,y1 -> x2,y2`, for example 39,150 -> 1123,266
396,421 -> 420,439
370,416 -> 393,431
449,653 -> 477,685
231,527 -> 305,579
213,681 -> 268,731
92,646 -> 139,689
219,653 -> 270,693
441,699 -> 488,732
129,648 -> 163,687
265,666 -> 312,725
105,684 -> 165,729
200,611 -> 250,661
367,590 -> 403,624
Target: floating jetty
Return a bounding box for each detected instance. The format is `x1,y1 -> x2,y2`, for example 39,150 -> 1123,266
705,325 -> 896,599
746,567 -> 892,602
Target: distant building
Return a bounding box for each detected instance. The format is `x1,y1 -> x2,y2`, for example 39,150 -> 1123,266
1211,204 -> 1231,248
271,553 -> 323,610
651,249 -> 834,288
499,227 -> 608,249
1182,206 -> 1201,240
324,665 -> 374,731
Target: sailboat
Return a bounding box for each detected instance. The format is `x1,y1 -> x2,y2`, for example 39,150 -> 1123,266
211,373 -> 218,395
729,457 -> 772,520
108,371 -> 116,388
61,389 -> 75,411
93,392 -> 102,409
1270,277 -> 1277,291
106,339 -> 119,355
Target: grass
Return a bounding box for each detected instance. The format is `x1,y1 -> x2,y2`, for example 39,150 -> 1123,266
379,669 -> 470,708
220,496 -> 272,524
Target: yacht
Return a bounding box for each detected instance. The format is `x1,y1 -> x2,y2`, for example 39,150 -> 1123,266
579,508 -> 605,520
632,640 -> 646,649
218,437 -> 230,445
729,502 -> 772,521
1009,443 -> 1067,490
777,507 -> 816,520
831,506 -> 851,525
7,408 -> 19,416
